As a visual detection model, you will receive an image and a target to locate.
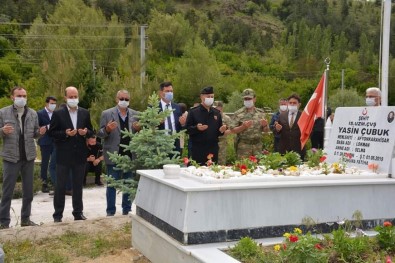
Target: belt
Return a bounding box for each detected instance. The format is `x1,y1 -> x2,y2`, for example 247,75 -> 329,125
238,138 -> 261,144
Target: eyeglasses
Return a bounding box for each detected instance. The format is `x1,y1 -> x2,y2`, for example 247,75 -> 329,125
118,98 -> 129,101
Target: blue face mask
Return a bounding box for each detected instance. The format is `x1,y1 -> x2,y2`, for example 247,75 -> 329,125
164,92 -> 173,102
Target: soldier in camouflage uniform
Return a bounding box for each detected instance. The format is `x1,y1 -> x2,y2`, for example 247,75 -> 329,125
230,89 -> 269,159
213,101 -> 232,165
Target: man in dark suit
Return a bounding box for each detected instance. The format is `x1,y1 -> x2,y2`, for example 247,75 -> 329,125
275,93 -> 306,160
37,96 -> 57,193
48,86 -> 93,222
186,86 -> 227,165
158,81 -> 186,154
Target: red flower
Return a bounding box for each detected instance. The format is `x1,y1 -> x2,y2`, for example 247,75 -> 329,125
206,159 -> 213,166
344,153 -> 352,159
283,244 -> 287,250
384,221 -> 393,227
289,235 -> 298,243
320,156 -> 327,162
315,243 -> 323,250
386,256 -> 392,263
249,155 -> 257,163
183,157 -> 189,166
240,164 -> 247,171
207,153 -> 214,160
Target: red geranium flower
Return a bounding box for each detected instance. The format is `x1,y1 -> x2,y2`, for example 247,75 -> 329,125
183,157 -> 189,166
344,152 -> 352,159
240,164 -> 247,171
289,235 -> 298,243
315,243 -> 323,250
320,156 -> 327,162
206,159 -> 213,166
249,155 -> 257,163
384,221 -> 393,227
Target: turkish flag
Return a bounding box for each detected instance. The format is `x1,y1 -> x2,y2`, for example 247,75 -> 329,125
298,72 -> 326,148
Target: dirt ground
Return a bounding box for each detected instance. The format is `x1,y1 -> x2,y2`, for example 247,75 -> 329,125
1,187 -> 150,262
1,215 -> 150,262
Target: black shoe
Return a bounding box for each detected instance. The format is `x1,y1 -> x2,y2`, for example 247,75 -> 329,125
95,182 -> 104,186
21,219 -> 39,227
74,214 -> 87,221
42,184 -> 49,193
0,224 -> 9,230
106,213 -> 114,217
122,211 -> 130,215
54,218 -> 62,223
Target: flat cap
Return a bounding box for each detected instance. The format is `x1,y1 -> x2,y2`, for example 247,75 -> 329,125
242,88 -> 255,99
201,86 -> 214,94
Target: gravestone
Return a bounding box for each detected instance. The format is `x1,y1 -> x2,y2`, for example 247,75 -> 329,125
326,107 -> 395,174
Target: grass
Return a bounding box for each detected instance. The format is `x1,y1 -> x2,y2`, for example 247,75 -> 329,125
3,223 -> 132,262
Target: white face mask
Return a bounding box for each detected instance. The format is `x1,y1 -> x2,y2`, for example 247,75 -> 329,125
280,105 -> 288,112
288,105 -> 298,113
244,100 -> 254,109
366,98 -> 376,106
118,100 -> 129,108
204,97 -> 214,107
67,98 -> 79,108
48,103 -> 56,111
14,97 -> 27,108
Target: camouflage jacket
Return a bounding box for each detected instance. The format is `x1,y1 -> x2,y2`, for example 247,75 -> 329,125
230,107 -> 266,142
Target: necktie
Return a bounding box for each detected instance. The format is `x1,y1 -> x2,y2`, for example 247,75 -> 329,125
290,113 -> 295,128
166,104 -> 173,134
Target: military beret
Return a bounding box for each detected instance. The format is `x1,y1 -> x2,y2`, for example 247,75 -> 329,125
200,86 -> 214,94
242,88 -> 255,98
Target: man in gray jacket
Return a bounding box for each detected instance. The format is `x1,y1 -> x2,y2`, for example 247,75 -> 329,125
0,86 -> 46,229
97,90 -> 140,216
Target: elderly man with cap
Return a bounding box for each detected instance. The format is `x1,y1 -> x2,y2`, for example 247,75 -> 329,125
186,86 -> 227,165
213,101 -> 232,165
230,88 -> 269,159
365,87 -> 381,107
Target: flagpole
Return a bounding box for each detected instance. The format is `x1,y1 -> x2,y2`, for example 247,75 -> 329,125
323,58 -> 330,149
324,58 -> 330,123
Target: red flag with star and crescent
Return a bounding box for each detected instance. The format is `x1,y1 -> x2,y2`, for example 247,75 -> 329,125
298,72 -> 326,149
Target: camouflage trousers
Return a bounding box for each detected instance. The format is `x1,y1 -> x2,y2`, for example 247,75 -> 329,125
218,140 -> 227,165
236,141 -> 263,159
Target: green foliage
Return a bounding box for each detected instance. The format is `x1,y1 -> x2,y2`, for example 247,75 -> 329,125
280,229 -> 329,263
228,237 -> 265,262
375,221 -> 395,253
328,88 -> 365,111
331,227 -> 373,262
257,152 -> 286,170
305,148 -> 325,168
283,151 -> 302,167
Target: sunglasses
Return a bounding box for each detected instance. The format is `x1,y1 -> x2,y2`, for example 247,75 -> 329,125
118,98 -> 129,101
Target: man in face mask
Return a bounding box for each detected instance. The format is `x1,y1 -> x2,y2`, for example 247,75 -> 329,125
275,93 -> 306,160
48,86 -> 93,222
230,89 -> 269,159
97,90 -> 140,217
269,98 -> 288,152
158,81 -> 186,154
186,86 -> 227,165
365,87 -> 381,107
0,86 -> 46,229
37,96 -> 57,194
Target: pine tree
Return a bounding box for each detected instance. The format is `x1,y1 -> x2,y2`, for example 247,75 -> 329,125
104,92 -> 183,199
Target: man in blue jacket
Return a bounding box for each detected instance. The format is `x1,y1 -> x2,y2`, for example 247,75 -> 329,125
37,96 -> 57,193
